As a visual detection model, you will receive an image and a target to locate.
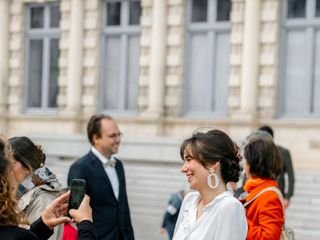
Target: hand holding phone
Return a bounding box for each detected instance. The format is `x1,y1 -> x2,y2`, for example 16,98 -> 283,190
68,179 -> 86,217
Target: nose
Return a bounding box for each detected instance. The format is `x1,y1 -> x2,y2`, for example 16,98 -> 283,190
181,162 -> 188,173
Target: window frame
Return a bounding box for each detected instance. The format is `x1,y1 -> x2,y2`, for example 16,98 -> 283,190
99,0 -> 141,116
24,2 -> 60,114
182,0 -> 231,118
277,0 -> 320,118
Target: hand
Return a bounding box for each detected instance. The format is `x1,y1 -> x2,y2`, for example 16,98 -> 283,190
32,174 -> 44,186
160,228 -> 165,235
284,198 -> 290,208
42,191 -> 71,229
69,195 -> 93,223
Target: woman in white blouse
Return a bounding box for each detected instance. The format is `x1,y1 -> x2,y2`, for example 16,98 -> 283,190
173,129 -> 247,240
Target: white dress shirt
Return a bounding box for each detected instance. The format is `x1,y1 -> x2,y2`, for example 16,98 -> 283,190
91,147 -> 119,200
173,191 -> 247,240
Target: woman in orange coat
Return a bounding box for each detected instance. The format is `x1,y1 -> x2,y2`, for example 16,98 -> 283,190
241,138 -> 284,240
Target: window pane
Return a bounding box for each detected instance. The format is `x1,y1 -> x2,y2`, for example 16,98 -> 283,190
106,2 -> 121,26
185,33 -> 209,111
50,5 -> 60,28
287,0 -> 306,18
49,39 -> 59,108
217,0 -> 231,21
129,1 -> 141,25
317,0 -> 320,17
313,30 -> 320,113
127,36 -> 140,110
214,33 -> 230,113
28,40 -> 43,108
104,37 -> 121,109
191,0 -> 208,23
30,7 -> 44,28
282,31 -> 309,114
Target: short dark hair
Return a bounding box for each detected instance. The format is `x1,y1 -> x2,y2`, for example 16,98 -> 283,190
180,129 -> 241,183
9,136 -> 45,171
87,114 -> 113,145
259,125 -> 274,138
244,139 -> 282,179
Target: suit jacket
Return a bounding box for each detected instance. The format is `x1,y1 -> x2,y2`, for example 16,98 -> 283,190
68,151 -> 134,240
277,146 -> 295,199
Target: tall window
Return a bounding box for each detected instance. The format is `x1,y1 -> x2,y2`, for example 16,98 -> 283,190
25,3 -> 60,112
278,0 -> 320,118
101,0 -> 141,114
183,0 -> 231,117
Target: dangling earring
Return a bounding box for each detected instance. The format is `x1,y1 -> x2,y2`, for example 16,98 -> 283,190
207,168 -> 219,189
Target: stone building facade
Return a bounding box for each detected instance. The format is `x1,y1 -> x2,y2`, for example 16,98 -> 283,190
0,0 -> 320,167
1,1 -> 320,239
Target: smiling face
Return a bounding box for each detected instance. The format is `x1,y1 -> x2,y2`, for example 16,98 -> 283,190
93,118 -> 121,158
181,145 -> 209,191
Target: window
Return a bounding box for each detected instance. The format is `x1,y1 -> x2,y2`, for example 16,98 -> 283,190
100,0 -> 141,114
183,0 -> 231,117
278,0 -> 320,117
25,3 -> 60,112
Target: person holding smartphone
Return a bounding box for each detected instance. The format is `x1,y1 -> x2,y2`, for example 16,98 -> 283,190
68,114 -> 134,240
0,135 -> 97,240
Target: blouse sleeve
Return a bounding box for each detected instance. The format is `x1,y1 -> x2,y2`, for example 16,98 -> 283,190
215,200 -> 248,240
172,192 -> 192,239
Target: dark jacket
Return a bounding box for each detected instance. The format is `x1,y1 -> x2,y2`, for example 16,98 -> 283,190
0,218 -> 96,240
161,192 -> 183,240
68,151 -> 134,240
277,145 -> 295,199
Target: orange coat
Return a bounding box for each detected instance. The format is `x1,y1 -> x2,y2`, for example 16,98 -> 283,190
242,179 -> 284,240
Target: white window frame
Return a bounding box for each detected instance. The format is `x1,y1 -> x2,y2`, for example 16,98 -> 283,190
24,2 -> 60,114
278,0 -> 320,118
182,0 -> 231,118
100,0 -> 141,116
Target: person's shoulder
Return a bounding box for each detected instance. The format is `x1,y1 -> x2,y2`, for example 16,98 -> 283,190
70,152 -> 92,167
277,145 -> 290,154
183,191 -> 198,202
216,193 -> 245,217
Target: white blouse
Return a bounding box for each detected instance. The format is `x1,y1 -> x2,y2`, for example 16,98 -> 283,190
173,191 -> 247,240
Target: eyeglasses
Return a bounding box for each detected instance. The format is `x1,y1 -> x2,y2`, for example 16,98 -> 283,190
107,132 -> 123,139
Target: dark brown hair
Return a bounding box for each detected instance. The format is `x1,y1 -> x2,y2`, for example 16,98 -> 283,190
0,135 -> 27,226
87,114 -> 113,145
244,139 -> 282,179
180,129 -> 241,183
9,136 -> 46,171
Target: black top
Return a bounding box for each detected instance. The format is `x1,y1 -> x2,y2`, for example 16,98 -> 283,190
0,218 -> 52,240
0,218 -> 97,240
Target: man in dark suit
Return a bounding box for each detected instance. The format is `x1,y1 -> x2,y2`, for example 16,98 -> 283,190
259,125 -> 295,208
68,114 -> 134,240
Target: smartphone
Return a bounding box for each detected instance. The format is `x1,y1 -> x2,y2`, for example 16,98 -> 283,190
68,179 -> 86,216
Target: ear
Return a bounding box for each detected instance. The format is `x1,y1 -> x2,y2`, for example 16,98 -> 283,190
207,161 -> 220,170
92,134 -> 100,145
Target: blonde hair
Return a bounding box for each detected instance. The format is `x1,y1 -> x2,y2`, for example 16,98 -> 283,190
0,135 -> 28,226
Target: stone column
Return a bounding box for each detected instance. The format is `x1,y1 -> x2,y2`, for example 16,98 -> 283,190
0,0 -> 9,134
66,0 -> 83,118
239,0 -> 261,120
147,0 -> 167,118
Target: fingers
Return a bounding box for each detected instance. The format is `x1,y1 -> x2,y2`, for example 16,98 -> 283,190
50,216 -> 71,226
50,191 -> 70,209
79,195 -> 90,208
